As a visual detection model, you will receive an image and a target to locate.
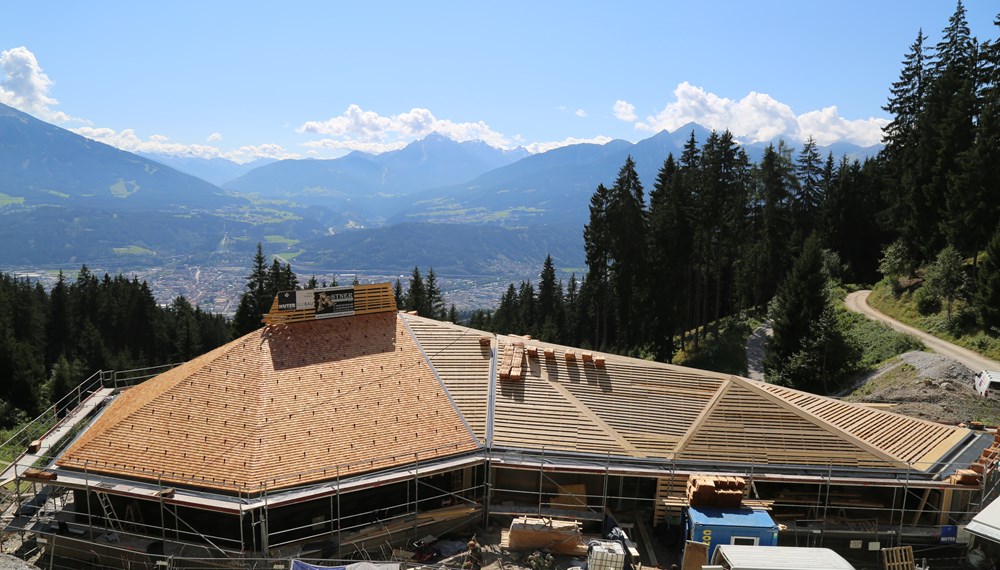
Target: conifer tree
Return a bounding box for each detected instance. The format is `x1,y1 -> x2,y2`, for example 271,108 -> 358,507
882,29 -> 928,264
583,183 -> 612,348
425,268 -> 444,319
607,156 -> 647,349
536,255 -> 562,341
764,234 -> 834,392
406,266 -> 426,315
975,225 -> 1000,332
794,137 -> 824,237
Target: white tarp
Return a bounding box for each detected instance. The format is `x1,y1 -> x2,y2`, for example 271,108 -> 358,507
966,496 -> 1000,543
291,562 -> 400,570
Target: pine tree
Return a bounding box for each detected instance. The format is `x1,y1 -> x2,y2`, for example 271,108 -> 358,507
647,154 -> 686,360
583,183 -> 611,348
536,255 -> 563,341
426,268 -> 444,319
393,278 -> 404,309
406,267 -> 426,316
606,156 -> 647,349
920,1 -> 977,259
233,243 -> 270,335
764,234 -> 834,392
881,29 -> 928,264
793,137 -> 824,237
975,225 -> 1000,332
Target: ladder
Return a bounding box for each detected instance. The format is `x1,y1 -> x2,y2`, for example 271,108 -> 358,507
95,492 -> 124,536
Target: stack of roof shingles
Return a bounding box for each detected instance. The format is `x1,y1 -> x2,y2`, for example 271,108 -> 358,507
687,475 -> 746,508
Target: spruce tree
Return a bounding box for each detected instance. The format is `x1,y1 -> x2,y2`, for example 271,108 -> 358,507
583,183 -> 611,348
976,225 -> 1000,333
536,255 -> 562,341
793,137 -> 824,238
881,29 -> 928,264
406,267 -> 426,316
764,234 -> 832,392
426,268 -> 444,319
606,156 -> 647,350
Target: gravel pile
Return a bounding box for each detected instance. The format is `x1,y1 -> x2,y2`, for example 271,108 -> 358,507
844,351 -> 1000,425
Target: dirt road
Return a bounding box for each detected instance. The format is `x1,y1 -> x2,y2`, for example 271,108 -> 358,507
845,290 -> 1000,372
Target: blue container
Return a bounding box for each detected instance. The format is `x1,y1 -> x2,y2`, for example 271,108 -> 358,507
687,507 -> 779,561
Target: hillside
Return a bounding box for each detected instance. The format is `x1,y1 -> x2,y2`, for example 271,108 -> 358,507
292,222 -> 584,275
845,351 -> 1000,425
0,103 -> 236,211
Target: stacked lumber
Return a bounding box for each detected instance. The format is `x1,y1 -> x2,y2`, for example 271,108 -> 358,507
687,474 -> 745,508
948,469 -> 982,486
498,342 -> 525,381
507,517 -> 588,556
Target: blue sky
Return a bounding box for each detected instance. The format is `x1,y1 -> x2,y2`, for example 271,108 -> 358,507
1,2 -> 997,162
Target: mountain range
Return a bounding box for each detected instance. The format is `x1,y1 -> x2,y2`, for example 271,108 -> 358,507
0,101 -> 882,275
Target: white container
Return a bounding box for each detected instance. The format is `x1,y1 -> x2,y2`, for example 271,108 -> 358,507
587,540 -> 626,570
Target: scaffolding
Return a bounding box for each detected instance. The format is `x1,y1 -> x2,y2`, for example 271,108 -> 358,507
4,365 -> 999,570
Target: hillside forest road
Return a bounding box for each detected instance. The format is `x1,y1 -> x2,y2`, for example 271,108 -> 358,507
845,290 -> 1000,373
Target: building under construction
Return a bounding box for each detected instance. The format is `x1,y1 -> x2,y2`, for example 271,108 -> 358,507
2,283 -> 998,568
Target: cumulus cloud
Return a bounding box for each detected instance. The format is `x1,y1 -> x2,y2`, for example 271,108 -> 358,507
0,46 -> 80,123
298,104 -> 510,149
613,100 -> 637,122
524,135 -> 614,154
73,126 -> 296,163
631,82 -> 887,147
207,132 -> 223,142
301,139 -> 409,154
575,109 -> 587,118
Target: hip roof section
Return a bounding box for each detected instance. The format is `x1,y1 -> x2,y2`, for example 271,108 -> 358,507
57,312 -> 480,492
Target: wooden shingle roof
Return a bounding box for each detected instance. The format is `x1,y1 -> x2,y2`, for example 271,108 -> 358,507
57,313 -> 480,492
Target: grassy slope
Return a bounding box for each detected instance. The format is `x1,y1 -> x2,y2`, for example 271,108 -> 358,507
868,281 -> 1000,362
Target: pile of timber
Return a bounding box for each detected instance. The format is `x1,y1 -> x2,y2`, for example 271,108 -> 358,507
499,342 -> 525,381
687,475 -> 745,508
948,469 -> 982,486
506,517 -> 588,556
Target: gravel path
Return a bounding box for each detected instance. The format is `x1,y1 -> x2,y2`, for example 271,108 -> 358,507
845,290 -> 1000,373
744,321 -> 771,381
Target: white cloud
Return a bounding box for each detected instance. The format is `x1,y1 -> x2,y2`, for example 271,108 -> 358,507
575,109 -> 587,118
298,104 -> 511,149
796,106 -> 888,147
301,139 -> 409,154
0,46 -> 80,123
524,135 -> 614,154
631,82 -> 888,147
207,132 -> 223,142
73,126 -> 297,163
613,100 -> 637,122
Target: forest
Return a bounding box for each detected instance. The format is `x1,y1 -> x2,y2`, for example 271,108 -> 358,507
1,3 -> 998,428
466,3 -> 1000,392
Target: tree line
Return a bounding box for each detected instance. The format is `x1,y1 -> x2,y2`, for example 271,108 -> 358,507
0,268 -> 230,428
468,3 -> 1000,394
